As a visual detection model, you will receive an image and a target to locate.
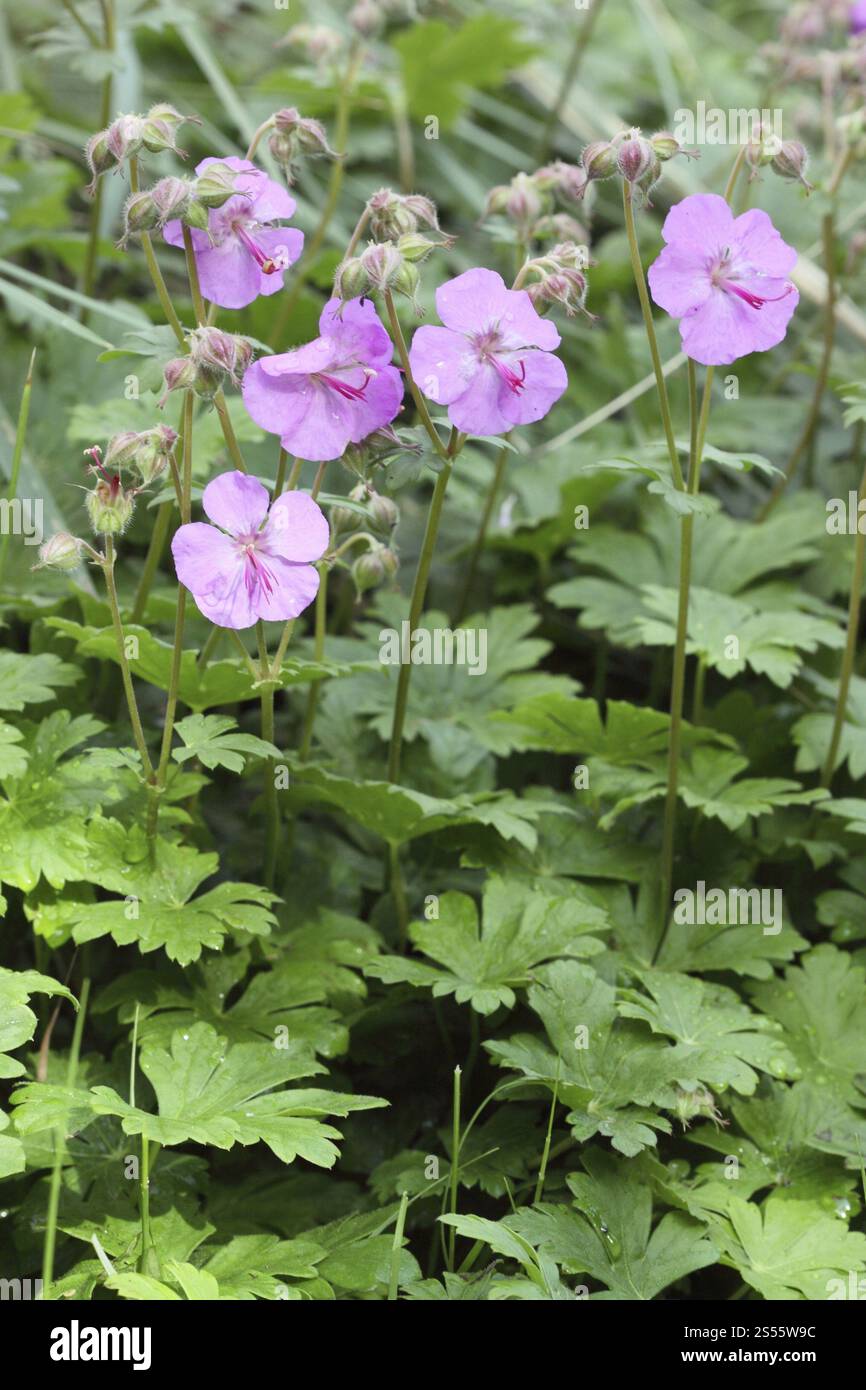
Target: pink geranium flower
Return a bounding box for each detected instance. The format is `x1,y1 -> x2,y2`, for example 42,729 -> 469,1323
852,1 -> 866,34
408,267 -> 567,436
164,157 -> 303,310
647,193 -> 799,367
172,471 -> 328,629
242,297 -> 403,462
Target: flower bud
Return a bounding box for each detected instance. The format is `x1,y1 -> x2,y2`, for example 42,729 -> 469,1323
771,139 -> 812,190
194,161 -> 242,208
334,255 -> 372,302
106,114 -> 145,163
182,199 -> 211,233
359,240 -> 404,291
368,491 -> 399,533
506,171 -> 545,225
649,130 -> 699,162
395,230 -> 455,264
349,0 -> 383,36
581,140 -> 619,181
84,130 -> 113,194
85,475 -> 136,535
352,543 -> 398,594
121,190 -> 161,242
282,24 -> 344,64
367,189 -> 443,241
141,103 -> 194,154
746,123 -> 784,172
35,532 -> 82,572
534,160 -> 589,203
331,482 -> 368,535
104,425 -> 178,487
617,132 -> 655,183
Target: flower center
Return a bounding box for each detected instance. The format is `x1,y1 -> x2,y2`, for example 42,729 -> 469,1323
238,537 -> 277,597
234,224 -> 289,275
472,328 -> 527,394
711,249 -> 794,310
316,369 -> 374,401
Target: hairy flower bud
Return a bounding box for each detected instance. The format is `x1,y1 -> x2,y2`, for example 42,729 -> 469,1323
189,327 -> 253,382
649,130 -> 699,162
617,131 -> 655,183
35,531 -> 82,572
268,108 -> 339,181
334,255 -> 372,302
194,161 -> 242,208
771,139 -> 812,190
359,240 -> 404,290
367,189 -> 443,241
581,140 -> 619,182
84,457 -> 136,535
103,425 -> 178,487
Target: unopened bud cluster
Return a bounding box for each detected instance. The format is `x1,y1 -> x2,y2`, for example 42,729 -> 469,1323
580,128 -> 698,207
161,328 -> 253,406
119,161 -> 242,247
332,482 -> 400,537
81,427 -> 177,537
334,191 -> 453,314
266,108 -> 338,183
521,242 -> 594,320
484,162 -> 590,243
86,105 -> 197,195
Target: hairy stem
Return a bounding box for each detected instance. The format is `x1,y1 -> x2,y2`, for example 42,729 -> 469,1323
455,437 -> 510,623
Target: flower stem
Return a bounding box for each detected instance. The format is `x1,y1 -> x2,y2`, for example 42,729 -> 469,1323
271,42 -> 363,342
0,349 -> 35,587
42,977 -> 90,1298
822,456 -> 866,787
260,681 -> 279,890
622,182 -> 684,490
129,158 -> 185,346
654,362 -> 714,965
387,453 -> 455,782
388,1192 -> 410,1301
182,224 -> 207,327
103,537 -> 155,783
298,559 -> 329,760
130,499 -> 172,624
148,391 -> 194,847
447,1065 -> 462,1272
455,437 -> 510,623
383,289 -> 449,460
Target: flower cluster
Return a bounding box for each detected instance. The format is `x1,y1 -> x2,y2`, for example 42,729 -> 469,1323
85,104 -> 197,194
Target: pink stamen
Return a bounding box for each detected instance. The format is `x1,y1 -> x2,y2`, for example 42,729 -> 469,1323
724,281 -> 795,310
235,225 -> 286,275
319,371 -> 372,401
491,356 -> 527,394
244,547 -> 277,598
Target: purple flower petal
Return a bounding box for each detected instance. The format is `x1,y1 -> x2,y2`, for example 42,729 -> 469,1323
263,490 -> 330,561
435,268 -> 561,350
253,557 -> 320,622
647,244 -> 714,318
409,325 -> 480,404
658,193 -> 733,250
203,471 -> 270,537
172,521 -> 257,629
499,350 -> 568,427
